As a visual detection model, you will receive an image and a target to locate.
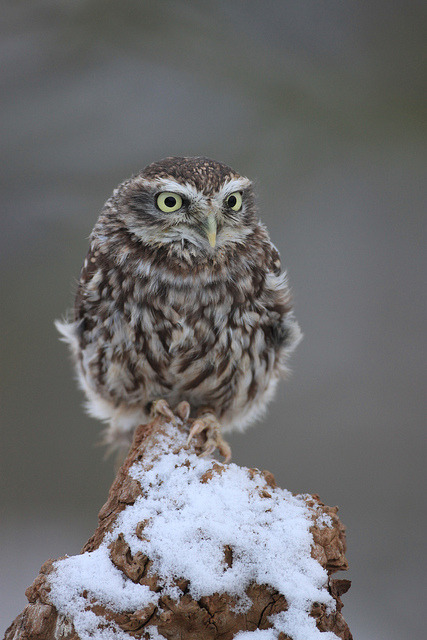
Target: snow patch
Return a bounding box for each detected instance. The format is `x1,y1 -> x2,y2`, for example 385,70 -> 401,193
49,546 -> 158,639
49,446 -> 338,639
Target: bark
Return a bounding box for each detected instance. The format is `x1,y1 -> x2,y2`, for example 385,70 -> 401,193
4,412 -> 352,640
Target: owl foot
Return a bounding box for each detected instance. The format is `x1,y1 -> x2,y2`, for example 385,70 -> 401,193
150,399 -> 176,423
187,412 -> 232,463
176,400 -> 191,421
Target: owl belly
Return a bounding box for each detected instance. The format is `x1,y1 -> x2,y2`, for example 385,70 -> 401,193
78,299 -> 280,434
166,318 -> 279,431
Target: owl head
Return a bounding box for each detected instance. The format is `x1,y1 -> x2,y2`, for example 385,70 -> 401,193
110,157 -> 258,255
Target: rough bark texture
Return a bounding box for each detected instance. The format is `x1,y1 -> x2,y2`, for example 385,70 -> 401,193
4,413 -> 352,640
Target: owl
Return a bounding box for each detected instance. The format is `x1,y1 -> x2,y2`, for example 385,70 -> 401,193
56,157 -> 302,461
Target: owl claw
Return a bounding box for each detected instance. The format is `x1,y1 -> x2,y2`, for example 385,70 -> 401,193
150,399 -> 176,424
176,400 -> 191,422
187,412 -> 232,463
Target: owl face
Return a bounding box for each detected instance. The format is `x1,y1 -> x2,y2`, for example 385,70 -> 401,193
115,157 -> 257,255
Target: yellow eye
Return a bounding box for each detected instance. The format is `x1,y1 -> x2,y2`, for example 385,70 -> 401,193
226,191 -> 242,211
156,192 -> 183,212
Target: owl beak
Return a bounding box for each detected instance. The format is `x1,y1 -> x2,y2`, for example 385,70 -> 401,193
205,213 -> 217,248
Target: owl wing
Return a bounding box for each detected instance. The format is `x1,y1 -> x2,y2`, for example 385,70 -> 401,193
264,242 -> 302,352
73,242 -> 115,324
269,243 -> 283,277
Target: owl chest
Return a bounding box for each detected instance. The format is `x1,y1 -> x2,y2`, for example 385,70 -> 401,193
129,291 -> 240,362
120,280 -> 261,358
135,286 -> 272,386
82,276 -> 275,407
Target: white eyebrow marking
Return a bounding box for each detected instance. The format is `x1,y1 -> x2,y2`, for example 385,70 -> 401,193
218,177 -> 252,197
141,178 -> 202,199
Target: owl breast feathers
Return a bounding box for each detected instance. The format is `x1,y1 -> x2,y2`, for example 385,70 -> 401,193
57,156 -> 302,450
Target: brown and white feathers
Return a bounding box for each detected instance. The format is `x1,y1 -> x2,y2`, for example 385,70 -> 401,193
57,156 -> 302,450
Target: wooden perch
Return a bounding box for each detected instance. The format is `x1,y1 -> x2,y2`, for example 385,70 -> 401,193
4,411 -> 352,640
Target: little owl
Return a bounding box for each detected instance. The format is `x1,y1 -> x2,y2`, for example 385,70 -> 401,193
57,157 -> 302,461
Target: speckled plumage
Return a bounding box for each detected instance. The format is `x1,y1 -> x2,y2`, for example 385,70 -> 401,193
57,157 -> 302,450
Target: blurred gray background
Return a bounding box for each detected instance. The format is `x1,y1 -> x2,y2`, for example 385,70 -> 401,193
1,1 -> 425,637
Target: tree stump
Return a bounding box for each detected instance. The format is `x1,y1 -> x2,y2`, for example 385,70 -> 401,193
4,410 -> 352,640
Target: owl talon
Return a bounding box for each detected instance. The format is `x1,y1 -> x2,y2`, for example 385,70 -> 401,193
176,400 -> 191,422
150,399 -> 176,423
216,438 -> 232,463
187,412 -> 232,463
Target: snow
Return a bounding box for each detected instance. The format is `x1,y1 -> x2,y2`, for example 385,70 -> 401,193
316,513 -> 334,528
48,432 -> 339,639
49,546 -> 158,640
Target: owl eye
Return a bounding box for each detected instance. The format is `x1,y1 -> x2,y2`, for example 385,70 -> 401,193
226,192 -> 242,211
156,192 -> 183,212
